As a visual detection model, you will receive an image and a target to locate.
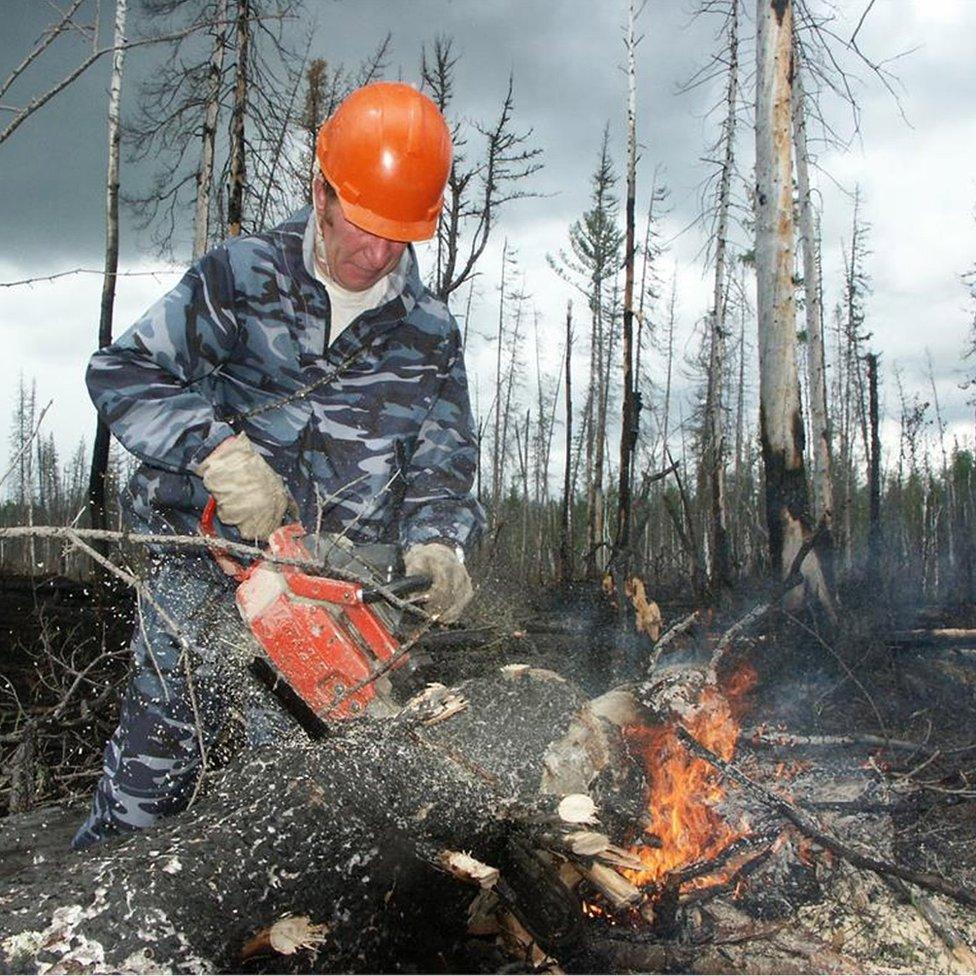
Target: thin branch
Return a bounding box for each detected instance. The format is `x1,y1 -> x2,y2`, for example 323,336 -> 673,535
0,0 -> 86,101
0,523 -> 432,620
0,400 -> 52,491
0,267 -> 181,289
1,24 -> 230,147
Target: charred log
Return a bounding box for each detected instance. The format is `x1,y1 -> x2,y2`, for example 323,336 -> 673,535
0,669 -> 648,974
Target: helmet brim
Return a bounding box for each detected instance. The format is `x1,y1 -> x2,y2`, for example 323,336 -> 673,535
337,195 -> 440,244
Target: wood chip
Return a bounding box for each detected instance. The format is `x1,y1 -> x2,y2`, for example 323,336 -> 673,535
240,915 -> 329,960
557,793 -> 598,825
596,845 -> 646,871
564,830 -> 611,856
577,862 -> 643,910
438,850 -> 500,889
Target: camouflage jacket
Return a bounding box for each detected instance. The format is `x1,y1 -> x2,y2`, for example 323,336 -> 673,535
86,208 -> 484,553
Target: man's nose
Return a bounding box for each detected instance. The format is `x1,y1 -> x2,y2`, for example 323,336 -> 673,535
362,233 -> 402,268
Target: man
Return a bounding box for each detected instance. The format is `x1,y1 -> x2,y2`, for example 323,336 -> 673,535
73,82 -> 483,848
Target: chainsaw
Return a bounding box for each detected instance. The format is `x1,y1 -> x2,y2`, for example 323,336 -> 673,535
201,498 -> 431,735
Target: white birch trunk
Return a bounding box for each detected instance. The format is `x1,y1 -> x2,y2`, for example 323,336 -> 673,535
193,0 -> 227,260
87,0 -> 126,535
792,56 -> 833,529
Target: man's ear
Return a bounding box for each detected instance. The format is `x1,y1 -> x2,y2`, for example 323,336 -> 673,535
312,176 -> 329,219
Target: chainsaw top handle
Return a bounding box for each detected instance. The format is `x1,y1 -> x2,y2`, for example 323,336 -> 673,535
361,574 -> 431,604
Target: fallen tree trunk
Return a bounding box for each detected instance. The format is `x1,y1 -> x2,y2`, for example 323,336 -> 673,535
0,668 -> 646,974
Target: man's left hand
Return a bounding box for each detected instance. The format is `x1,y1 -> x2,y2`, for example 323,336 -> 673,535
404,543 -> 472,624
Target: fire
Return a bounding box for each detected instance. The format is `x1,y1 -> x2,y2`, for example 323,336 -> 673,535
623,667 -> 757,892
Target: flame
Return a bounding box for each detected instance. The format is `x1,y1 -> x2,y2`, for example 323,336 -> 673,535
623,666 -> 757,892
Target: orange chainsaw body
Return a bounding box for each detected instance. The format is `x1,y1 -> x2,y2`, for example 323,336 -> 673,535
203,501 -> 409,722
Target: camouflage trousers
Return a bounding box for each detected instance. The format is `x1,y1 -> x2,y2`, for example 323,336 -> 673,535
72,554 -> 238,849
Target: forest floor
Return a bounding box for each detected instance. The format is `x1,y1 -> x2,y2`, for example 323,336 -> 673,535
2,567 -> 976,972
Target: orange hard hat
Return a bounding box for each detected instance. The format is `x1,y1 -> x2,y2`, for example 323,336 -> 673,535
316,82 -> 452,243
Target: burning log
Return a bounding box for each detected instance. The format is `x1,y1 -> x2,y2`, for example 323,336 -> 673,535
0,668 -> 651,973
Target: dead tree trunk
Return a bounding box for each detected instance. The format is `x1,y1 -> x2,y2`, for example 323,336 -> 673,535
491,239 -> 509,513
867,351 -> 882,567
87,0 -> 127,542
702,0 -> 739,593
615,0 -> 639,573
754,0 -> 831,611
227,0 -> 249,238
193,0 -> 227,260
559,300 -> 574,582
792,58 -> 832,529
0,670 -> 644,974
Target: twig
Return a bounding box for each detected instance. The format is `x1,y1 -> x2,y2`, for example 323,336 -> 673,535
0,268 -> 180,288
709,516 -> 828,673
645,610 -> 700,677
0,523 -> 432,620
0,400 -> 52,491
744,728 -> 967,758
1,23 -> 240,147
675,725 -> 976,911
782,610 -> 889,739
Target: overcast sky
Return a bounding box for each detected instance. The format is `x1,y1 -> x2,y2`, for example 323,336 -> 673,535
2,0 -> 975,484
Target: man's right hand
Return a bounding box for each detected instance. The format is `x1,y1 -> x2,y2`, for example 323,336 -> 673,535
196,433 -> 289,542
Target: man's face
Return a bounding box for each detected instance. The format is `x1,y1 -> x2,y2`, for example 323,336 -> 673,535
314,178 -> 407,291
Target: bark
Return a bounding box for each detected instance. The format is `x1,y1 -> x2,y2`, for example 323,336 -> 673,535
227,0 -> 249,238
0,670 -> 645,974
193,0 -> 228,260
87,0 -> 127,540
754,0 -> 830,610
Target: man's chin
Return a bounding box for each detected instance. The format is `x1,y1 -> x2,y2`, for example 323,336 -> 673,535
338,268 -> 382,292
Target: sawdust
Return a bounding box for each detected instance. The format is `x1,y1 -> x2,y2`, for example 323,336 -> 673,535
798,861 -> 976,973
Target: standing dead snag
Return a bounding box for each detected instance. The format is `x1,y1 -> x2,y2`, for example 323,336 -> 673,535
700,0 -> 740,593
87,0 -> 127,541
227,0 -> 250,238
615,0 -> 640,573
792,50 -> 834,538
754,0 -> 831,611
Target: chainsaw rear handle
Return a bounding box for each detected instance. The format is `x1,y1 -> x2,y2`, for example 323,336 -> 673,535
200,496 -> 249,580
361,574 -> 432,604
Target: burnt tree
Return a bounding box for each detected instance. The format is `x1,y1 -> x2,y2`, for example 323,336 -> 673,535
754,0 -> 831,610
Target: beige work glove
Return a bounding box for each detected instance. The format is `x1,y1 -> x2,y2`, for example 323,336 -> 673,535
404,542 -> 473,624
196,433 -> 289,542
